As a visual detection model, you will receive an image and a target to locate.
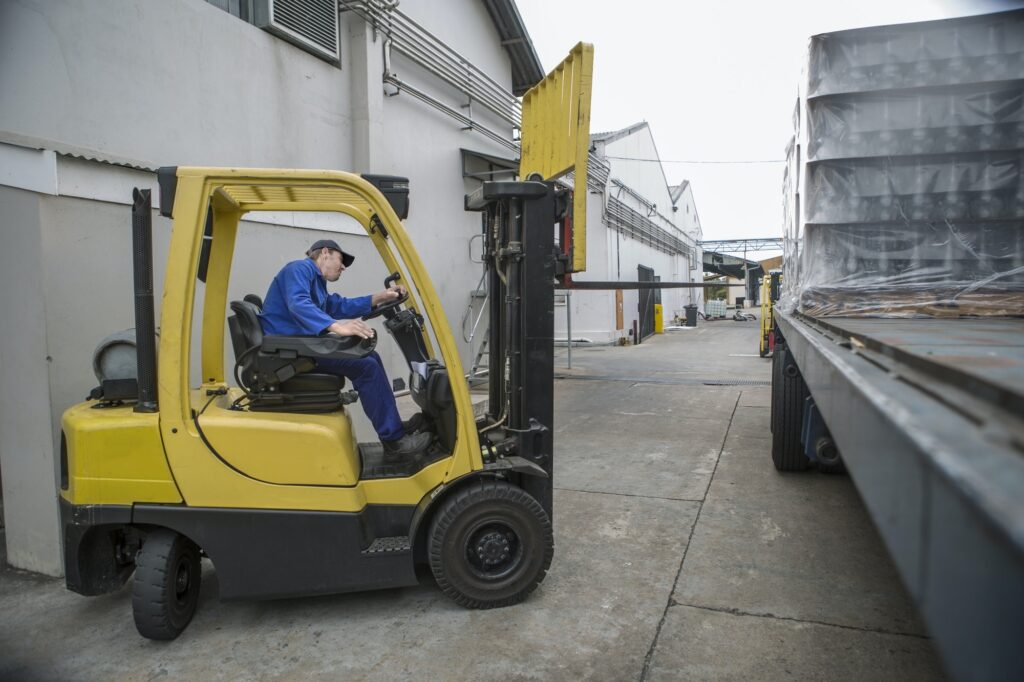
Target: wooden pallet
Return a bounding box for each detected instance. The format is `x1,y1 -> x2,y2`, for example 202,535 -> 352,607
799,286 -> 1024,318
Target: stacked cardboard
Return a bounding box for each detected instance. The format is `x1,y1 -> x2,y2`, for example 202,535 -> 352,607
783,10 -> 1024,317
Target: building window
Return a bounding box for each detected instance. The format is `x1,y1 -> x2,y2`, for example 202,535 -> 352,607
206,0 -> 253,21
206,0 -> 341,65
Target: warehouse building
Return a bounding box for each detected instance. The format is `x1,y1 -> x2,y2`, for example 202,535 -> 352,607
554,122 -> 703,345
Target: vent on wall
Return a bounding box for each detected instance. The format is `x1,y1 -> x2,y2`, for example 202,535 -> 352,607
254,0 -> 340,64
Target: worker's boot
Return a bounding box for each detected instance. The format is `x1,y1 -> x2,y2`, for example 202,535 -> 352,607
382,430 -> 432,463
402,412 -> 428,435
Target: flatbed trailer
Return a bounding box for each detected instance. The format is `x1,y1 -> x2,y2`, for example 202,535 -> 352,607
773,310 -> 1024,681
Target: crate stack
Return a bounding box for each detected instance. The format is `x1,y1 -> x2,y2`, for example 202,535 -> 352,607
790,9 -> 1024,317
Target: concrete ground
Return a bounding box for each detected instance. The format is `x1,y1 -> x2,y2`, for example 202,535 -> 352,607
0,319 -> 947,681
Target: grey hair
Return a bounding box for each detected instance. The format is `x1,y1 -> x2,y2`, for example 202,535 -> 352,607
307,247 -> 328,260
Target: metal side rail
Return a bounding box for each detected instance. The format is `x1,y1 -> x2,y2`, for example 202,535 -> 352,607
774,309 -> 1024,682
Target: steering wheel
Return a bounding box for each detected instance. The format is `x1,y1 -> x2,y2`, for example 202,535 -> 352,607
362,272 -> 409,320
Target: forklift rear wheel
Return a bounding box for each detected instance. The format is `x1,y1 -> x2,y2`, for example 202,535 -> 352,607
132,528 -> 202,640
429,480 -> 553,609
771,347 -> 810,471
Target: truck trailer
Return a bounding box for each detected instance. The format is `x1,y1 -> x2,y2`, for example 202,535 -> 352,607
773,10 -> 1024,681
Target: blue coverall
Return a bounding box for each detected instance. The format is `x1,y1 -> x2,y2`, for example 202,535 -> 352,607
258,258 -> 404,442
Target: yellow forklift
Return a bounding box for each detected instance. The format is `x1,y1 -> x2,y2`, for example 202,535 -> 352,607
759,269 -> 782,357
58,45 -> 592,640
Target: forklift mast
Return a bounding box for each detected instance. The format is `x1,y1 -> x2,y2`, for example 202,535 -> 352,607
466,181 -> 566,515
461,42 -> 593,516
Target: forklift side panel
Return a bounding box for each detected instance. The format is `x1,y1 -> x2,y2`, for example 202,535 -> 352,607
61,403 -> 181,506
196,394 -> 360,486
133,504 -> 419,599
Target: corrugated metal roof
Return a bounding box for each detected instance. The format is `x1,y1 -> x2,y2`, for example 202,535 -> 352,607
480,0 -> 545,96
0,131 -> 157,172
669,180 -> 690,204
590,121 -> 648,145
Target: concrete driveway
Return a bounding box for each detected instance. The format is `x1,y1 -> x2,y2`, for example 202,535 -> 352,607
0,320 -> 946,681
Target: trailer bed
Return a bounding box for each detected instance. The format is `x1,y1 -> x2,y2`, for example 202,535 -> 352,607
774,310 -> 1024,681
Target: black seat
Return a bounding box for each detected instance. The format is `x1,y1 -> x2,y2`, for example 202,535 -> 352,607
228,299 -> 373,413
243,293 -> 264,309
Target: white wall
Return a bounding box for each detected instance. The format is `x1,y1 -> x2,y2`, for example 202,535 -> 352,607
557,192 -> 615,342
602,127 -> 675,214
0,0 -> 520,575
675,183 -> 705,311
673,183 -> 703,240
0,186 -> 63,574
0,0 -> 356,169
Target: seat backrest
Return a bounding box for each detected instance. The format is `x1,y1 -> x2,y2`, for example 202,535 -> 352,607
229,300 -> 264,356
243,293 -> 264,310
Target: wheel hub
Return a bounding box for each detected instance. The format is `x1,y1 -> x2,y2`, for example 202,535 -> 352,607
475,531 -> 511,566
175,561 -> 191,597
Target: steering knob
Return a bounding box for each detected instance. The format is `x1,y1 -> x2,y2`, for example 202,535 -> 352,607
362,272 -> 409,321
359,330 -> 377,352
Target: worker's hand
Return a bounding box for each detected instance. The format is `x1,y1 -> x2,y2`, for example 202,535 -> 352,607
371,284 -> 407,306
330,319 -> 374,339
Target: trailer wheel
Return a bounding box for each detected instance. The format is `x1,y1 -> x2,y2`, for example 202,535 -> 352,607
429,480 -> 553,609
771,348 -> 809,471
132,529 -> 202,640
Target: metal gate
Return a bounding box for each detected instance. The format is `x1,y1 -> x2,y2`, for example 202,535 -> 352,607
638,265 -> 655,341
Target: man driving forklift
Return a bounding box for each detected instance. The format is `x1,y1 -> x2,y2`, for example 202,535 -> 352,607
259,238 -> 431,460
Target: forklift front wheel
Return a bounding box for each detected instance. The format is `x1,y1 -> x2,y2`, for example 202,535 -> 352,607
428,480 -> 553,609
131,529 -> 202,640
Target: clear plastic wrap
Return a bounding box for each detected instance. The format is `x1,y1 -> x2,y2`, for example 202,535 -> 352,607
782,9 -> 1024,318
806,152 -> 1024,224
807,10 -> 1024,98
800,223 -> 1024,316
782,134 -> 802,304
807,83 -> 1024,161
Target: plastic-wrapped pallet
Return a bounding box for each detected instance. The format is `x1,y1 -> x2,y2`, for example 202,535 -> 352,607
705,299 -> 727,318
781,9 -> 1024,318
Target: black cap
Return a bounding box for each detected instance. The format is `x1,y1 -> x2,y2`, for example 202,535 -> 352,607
309,239 -> 355,267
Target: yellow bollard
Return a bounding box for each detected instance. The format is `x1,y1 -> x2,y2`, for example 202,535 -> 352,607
654,304 -> 664,334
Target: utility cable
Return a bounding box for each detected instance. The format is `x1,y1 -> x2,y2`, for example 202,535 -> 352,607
603,156 -> 786,164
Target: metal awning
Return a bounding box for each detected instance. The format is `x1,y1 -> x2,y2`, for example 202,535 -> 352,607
703,250 -> 762,280
460,148 -> 519,181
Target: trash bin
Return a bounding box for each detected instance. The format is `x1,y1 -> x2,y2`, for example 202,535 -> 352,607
684,304 -> 698,327
736,296 -> 746,308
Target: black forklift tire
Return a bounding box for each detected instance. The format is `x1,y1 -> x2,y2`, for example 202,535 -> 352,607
771,347 -> 810,471
429,480 -> 553,609
132,528 -> 202,640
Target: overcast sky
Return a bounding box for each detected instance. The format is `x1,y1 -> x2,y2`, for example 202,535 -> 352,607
516,0 -> 1021,246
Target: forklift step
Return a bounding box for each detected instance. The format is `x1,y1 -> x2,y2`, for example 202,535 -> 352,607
362,536 -> 411,555
358,442 -> 448,480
